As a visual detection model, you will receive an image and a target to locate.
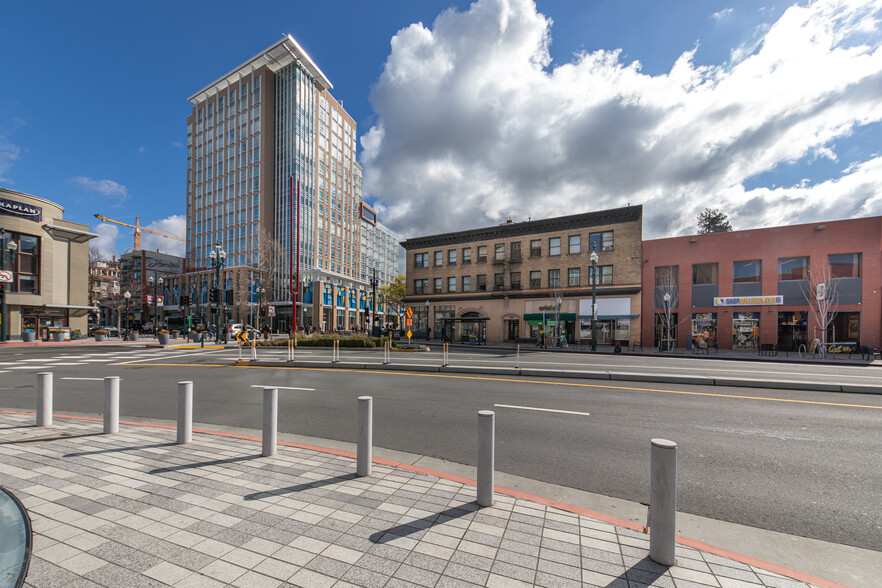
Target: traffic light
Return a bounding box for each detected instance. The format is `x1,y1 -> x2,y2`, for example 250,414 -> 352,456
0,282 -> 5,300
180,295 -> 189,306
224,290 -> 233,305
260,306 -> 267,317
208,288 -> 218,303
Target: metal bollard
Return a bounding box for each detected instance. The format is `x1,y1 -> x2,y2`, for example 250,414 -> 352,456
443,343 -> 449,367
649,438 -> 677,566
37,372 -> 53,427
251,339 -> 257,360
357,396 -> 373,476
177,381 -> 193,444
516,345 -> 520,369
103,376 -> 120,434
262,387 -> 278,456
477,410 -> 495,507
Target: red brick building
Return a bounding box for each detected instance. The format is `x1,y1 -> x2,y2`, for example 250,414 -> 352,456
641,217 -> 881,352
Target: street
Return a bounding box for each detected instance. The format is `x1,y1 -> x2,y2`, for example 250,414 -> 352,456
2,344 -> 881,554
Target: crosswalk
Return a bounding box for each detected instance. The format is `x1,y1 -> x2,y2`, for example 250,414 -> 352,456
0,350 -> 172,372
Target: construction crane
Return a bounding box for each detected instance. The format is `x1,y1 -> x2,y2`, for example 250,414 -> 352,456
94,214 -> 185,251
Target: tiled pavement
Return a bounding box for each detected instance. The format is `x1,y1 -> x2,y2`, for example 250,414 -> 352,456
0,411 -> 829,588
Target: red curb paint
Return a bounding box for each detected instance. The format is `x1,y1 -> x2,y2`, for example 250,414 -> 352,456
0,409 -> 851,588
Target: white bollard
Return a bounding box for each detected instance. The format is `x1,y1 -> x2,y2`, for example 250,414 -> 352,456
357,396 -> 373,476
443,343 -> 449,367
177,381 -> 193,444
262,387 -> 278,457
103,376 -> 120,434
516,345 -> 520,369
251,339 -> 257,361
477,410 -> 495,507
649,438 -> 678,566
37,372 -> 53,427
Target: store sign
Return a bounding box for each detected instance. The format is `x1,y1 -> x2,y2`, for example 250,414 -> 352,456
0,197 -> 42,221
714,296 -> 783,306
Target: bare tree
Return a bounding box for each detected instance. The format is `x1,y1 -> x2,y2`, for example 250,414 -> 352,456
653,266 -> 690,351
257,228 -> 285,305
800,262 -> 839,349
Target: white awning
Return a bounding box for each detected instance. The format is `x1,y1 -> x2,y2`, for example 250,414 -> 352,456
44,304 -> 99,311
42,224 -> 98,243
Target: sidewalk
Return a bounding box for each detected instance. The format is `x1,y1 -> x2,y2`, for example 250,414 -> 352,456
0,411 -> 847,588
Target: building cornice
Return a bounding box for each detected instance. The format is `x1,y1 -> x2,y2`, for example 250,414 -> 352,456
400,205 -> 642,250
406,286 -> 641,304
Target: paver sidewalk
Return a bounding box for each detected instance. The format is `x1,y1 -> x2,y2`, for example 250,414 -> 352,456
0,411 -> 835,588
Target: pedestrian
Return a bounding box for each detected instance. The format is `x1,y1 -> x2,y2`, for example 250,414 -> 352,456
427,326 -> 432,340
262,324 -> 270,341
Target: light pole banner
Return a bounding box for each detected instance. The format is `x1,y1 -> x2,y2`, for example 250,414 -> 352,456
713,296 -> 783,306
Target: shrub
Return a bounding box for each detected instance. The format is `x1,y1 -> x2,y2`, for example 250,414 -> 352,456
93,329 -> 109,336
158,329 -> 170,335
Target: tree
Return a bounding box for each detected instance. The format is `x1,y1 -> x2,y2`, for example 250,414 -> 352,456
653,266 -> 690,350
378,275 -> 406,317
697,208 -> 732,233
800,262 -> 839,351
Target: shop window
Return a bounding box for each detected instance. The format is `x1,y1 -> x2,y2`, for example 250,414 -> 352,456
5,232 -> 40,294
828,253 -> 860,278
732,312 -> 760,349
692,263 -> 718,285
778,257 -> 808,280
530,239 -> 541,257
691,313 -> 717,349
733,260 -> 761,283
827,311 -> 860,343
529,270 -> 541,289
589,230 -> 613,251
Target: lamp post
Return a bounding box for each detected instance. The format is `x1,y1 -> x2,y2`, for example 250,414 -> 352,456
663,292 -> 671,352
123,291 -> 131,340
0,229 -> 18,343
590,246 -> 599,352
370,268 -> 378,336
425,299 -> 430,340
148,275 -> 163,334
209,243 -> 226,343
255,285 -> 265,328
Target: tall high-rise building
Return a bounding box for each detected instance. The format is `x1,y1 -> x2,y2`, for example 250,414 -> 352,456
177,35 -> 383,332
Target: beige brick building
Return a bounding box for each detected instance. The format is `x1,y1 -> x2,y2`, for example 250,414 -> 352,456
401,206 -> 643,345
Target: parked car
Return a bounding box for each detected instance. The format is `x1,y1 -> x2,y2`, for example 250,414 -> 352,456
87,323 -> 99,336
99,325 -> 120,337
230,324 -> 260,337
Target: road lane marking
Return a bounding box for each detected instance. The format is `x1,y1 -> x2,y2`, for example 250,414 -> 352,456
249,385 -> 315,391
114,349 -> 229,364
113,362 -> 882,410
494,404 -> 590,416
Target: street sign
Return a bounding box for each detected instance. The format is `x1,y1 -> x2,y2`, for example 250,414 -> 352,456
406,306 -> 413,318
236,330 -> 248,343
157,296 -> 164,307
0,270 -> 11,283
406,318 -> 413,326
268,305 -> 275,316
816,283 -> 826,301
407,329 -> 412,340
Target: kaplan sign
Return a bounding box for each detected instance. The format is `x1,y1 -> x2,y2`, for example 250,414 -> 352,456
0,197 -> 42,221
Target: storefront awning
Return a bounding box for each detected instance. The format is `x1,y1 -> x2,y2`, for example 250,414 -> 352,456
44,304 -> 99,311
42,224 -> 98,243
523,313 -> 577,321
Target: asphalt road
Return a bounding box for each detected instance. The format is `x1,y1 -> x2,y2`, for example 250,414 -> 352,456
2,344 -> 881,553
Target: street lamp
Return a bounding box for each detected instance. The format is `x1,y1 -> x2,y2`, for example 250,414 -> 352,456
148,275 -> 163,334
0,230 -> 18,343
663,292 -> 672,352
209,243 -> 226,343
556,296 -> 562,348
369,268 -> 378,336
590,246 -> 599,352
123,291 -> 131,340
425,299 -> 430,340
255,285 -> 265,328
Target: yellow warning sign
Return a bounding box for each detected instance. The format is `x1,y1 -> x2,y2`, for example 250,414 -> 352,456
407,329 -> 412,340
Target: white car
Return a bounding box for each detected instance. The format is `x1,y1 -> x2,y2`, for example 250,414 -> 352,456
229,324 -> 260,339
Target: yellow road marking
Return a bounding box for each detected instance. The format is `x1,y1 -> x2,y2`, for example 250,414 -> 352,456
119,363 -> 882,410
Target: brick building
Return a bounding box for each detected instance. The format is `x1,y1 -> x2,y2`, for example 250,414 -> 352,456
641,217 -> 881,351
402,206 -> 643,344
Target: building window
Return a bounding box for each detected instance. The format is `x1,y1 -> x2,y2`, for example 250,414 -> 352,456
549,237 -> 561,256
778,257 -> 809,280
494,273 -> 505,290
434,278 -> 443,294
495,243 -> 505,261
435,251 -> 443,266
589,231 -> 614,251
591,265 -> 613,285
510,272 -> 521,290
548,269 -> 560,288
733,260 -> 761,283
6,232 -> 39,294
510,241 -> 521,261
530,239 -> 541,257
568,267 -> 580,286
462,275 -> 471,292
477,246 -> 487,263
448,277 -> 457,292
414,279 -> 428,294
828,253 -> 860,278
568,235 -> 581,254
529,270 -> 541,289
477,274 -> 487,291
448,249 -> 457,265
462,248 -> 472,264
414,252 -> 428,268
655,265 -> 679,286
692,263 -> 719,285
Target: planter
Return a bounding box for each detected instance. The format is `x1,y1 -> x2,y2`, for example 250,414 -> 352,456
157,334 -> 170,345
129,332 -> 139,342
191,332 -> 203,343
21,331 -> 36,343
94,334 -> 106,342
52,333 -> 66,343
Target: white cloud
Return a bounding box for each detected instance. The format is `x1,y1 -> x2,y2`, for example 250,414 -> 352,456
91,223 -> 120,259
361,0 -> 882,239
171,141 -> 184,149
712,7 -> 734,21
140,215 -> 186,257
71,177 -> 129,201
0,118 -> 26,183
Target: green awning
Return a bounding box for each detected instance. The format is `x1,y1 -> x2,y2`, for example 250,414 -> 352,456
523,313 -> 577,321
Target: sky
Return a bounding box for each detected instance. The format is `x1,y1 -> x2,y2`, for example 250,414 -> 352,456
1,0 -> 881,260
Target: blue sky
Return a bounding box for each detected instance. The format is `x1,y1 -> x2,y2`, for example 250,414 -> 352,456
2,0 -> 881,258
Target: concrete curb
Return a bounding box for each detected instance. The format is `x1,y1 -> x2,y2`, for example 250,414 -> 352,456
239,360 -> 882,395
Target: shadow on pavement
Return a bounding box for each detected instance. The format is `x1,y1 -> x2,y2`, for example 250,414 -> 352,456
148,454 -> 261,475
369,503 -> 479,543
65,441 -> 176,458
609,555 -> 670,586
244,473 -> 358,501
